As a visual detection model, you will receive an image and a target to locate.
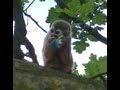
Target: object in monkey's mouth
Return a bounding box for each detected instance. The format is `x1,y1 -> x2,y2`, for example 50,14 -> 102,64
50,35 -> 64,49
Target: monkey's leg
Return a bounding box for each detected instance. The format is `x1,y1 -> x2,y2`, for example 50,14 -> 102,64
58,49 -> 73,74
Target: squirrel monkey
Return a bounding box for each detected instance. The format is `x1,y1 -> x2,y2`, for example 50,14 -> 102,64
42,20 -> 73,74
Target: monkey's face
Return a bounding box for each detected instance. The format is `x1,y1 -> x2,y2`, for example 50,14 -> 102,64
48,27 -> 63,44
47,20 -> 72,49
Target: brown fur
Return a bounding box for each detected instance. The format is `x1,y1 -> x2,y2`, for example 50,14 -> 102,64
42,20 -> 73,74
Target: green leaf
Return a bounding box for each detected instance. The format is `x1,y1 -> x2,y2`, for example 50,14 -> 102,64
21,0 -> 29,3
55,8 -> 64,13
73,41 -> 89,53
97,56 -> 107,72
72,69 -> 80,77
78,31 -> 88,40
83,54 -> 107,77
72,26 -> 81,39
67,0 -> 81,12
92,12 -> 107,25
66,0 -> 94,20
21,0 -> 29,7
81,0 -> 94,14
64,8 -> 75,17
80,0 -> 94,21
87,35 -> 98,41
46,8 -> 59,23
66,0 -> 82,17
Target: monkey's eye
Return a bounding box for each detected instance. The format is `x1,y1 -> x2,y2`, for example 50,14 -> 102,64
56,31 -> 60,34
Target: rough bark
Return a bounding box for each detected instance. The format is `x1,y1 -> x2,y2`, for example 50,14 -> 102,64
13,58 -> 107,90
13,0 -> 38,64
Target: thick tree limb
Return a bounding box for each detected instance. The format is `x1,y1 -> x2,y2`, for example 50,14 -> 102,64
13,0 -> 27,59
23,37 -> 39,64
54,0 -> 107,45
79,22 -> 107,44
23,11 -> 47,33
13,0 -> 39,64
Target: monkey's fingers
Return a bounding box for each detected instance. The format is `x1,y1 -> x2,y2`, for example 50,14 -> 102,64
48,37 -> 55,43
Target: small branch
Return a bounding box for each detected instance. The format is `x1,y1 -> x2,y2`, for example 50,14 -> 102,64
90,72 -> 107,87
23,11 -> 47,33
54,0 -> 107,45
90,72 -> 107,79
24,0 -> 35,11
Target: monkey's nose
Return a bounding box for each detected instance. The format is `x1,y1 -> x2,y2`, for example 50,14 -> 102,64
51,34 -> 58,38
54,34 -> 58,38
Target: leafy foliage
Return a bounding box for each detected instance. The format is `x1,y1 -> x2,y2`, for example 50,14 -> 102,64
83,53 -> 107,77
46,0 -> 107,53
92,11 -> 106,25
87,34 -> 98,41
21,0 -> 29,7
72,62 -> 80,77
73,40 -> 89,54
46,7 -> 60,24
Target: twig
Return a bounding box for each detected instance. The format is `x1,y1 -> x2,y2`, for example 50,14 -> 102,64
54,0 -> 107,45
90,72 -> 107,87
24,0 -> 35,11
90,72 -> 107,79
23,11 -> 47,33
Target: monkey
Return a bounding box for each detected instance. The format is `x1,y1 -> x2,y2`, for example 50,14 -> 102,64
42,20 -> 73,74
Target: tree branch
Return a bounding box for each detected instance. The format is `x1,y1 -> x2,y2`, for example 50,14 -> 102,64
13,0 -> 39,64
23,37 -> 39,64
90,72 -> 107,87
23,11 -> 47,33
79,22 -> 107,44
90,72 -> 107,79
24,0 -> 35,11
54,0 -> 107,45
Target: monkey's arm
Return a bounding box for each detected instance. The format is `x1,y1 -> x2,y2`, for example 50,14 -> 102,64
42,34 -> 55,67
58,38 -> 73,73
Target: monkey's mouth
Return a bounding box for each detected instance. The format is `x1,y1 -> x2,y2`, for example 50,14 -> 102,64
48,36 -> 56,44
49,35 -> 65,49
48,34 -> 60,43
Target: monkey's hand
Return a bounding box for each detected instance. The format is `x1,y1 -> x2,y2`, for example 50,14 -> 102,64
50,35 -> 65,49
48,36 -> 55,44
55,35 -> 64,48
48,33 -> 58,44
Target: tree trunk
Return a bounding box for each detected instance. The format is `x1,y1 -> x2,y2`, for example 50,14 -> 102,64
13,0 -> 38,64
